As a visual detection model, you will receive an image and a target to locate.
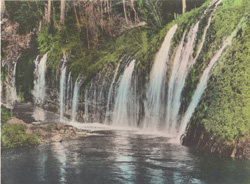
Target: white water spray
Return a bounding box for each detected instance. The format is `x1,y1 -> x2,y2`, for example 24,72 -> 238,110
33,53 -> 47,105
112,59 -> 136,127
71,77 -> 82,122
104,61 -> 121,124
59,59 -> 67,121
178,15 -> 246,137
166,22 -> 199,134
144,24 -> 178,130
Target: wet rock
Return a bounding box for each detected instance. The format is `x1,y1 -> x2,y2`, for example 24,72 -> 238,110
51,135 -> 62,142
182,123 -> 250,159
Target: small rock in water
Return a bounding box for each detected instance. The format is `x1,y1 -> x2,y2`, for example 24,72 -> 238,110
51,135 -> 62,142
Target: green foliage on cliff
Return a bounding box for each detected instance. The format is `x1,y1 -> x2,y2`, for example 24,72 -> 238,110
1,123 -> 38,149
36,0 -> 207,82
181,0 -> 250,115
186,0 -> 250,141
5,1 -> 45,34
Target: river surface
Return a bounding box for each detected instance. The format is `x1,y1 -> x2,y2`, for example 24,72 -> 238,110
2,122 -> 250,184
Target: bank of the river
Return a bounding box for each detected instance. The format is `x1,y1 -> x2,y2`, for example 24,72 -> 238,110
182,123 -> 250,159
2,116 -> 90,148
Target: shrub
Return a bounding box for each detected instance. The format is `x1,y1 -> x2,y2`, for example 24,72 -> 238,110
1,123 -> 38,148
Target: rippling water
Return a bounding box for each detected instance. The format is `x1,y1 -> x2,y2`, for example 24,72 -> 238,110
2,124 -> 250,184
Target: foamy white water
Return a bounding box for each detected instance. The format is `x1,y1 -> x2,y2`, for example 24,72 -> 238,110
144,24 -> 178,130
59,59 -> 67,121
104,61 -> 121,124
112,59 -> 136,127
33,53 -> 47,105
71,77 -> 82,122
178,15 -> 247,137
166,22 -> 199,135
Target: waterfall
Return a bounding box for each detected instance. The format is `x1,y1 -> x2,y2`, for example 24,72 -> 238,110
5,62 -> 18,106
11,62 -> 18,104
93,87 -> 97,121
97,86 -> 104,122
71,77 -> 82,122
104,61 -> 121,124
112,59 -> 136,127
143,24 -> 178,130
178,15 -> 246,137
84,88 -> 89,122
59,59 -> 67,121
66,72 -> 72,114
191,0 -> 222,66
166,22 -> 199,134
33,53 -> 47,105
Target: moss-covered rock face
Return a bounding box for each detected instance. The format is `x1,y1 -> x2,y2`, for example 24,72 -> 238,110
188,19 -> 250,141
180,0 -> 250,142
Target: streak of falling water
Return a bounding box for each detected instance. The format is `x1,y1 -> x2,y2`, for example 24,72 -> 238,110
71,77 -> 82,122
9,62 -> 18,106
166,22 -> 199,135
112,59 -> 136,127
33,53 -> 47,106
66,72 -> 72,114
104,61 -> 121,124
59,60 -> 67,121
178,15 -> 247,137
191,0 -> 222,66
84,88 -> 89,122
143,24 -> 178,130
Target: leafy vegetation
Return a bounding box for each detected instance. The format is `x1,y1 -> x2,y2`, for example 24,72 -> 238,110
1,105 -> 13,124
1,65 -> 8,82
1,106 -> 38,148
5,1 -> 45,34
1,123 -> 38,148
44,123 -> 57,131
183,0 -> 250,141
37,1 -> 206,83
180,0 -> 250,115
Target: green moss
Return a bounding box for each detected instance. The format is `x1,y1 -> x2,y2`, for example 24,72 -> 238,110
1,123 -> 38,149
1,65 -> 8,82
187,1 -> 250,141
180,0 -> 250,115
44,123 -> 57,132
1,105 -> 13,124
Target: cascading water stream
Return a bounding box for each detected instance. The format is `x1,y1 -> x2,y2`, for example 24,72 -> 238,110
112,59 -> 136,127
84,88 -> 89,122
178,16 -> 247,137
9,62 -> 18,106
166,22 -> 200,134
166,1 -> 221,135
104,62 -> 121,124
33,53 -> 47,105
71,77 -> 82,122
191,0 -> 222,66
66,72 -> 72,114
143,24 -> 178,130
59,59 -> 67,121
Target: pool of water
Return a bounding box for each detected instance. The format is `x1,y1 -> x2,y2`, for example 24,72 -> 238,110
2,125 -> 250,184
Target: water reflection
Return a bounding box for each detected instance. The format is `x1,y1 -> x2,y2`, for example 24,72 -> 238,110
2,129 -> 250,184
